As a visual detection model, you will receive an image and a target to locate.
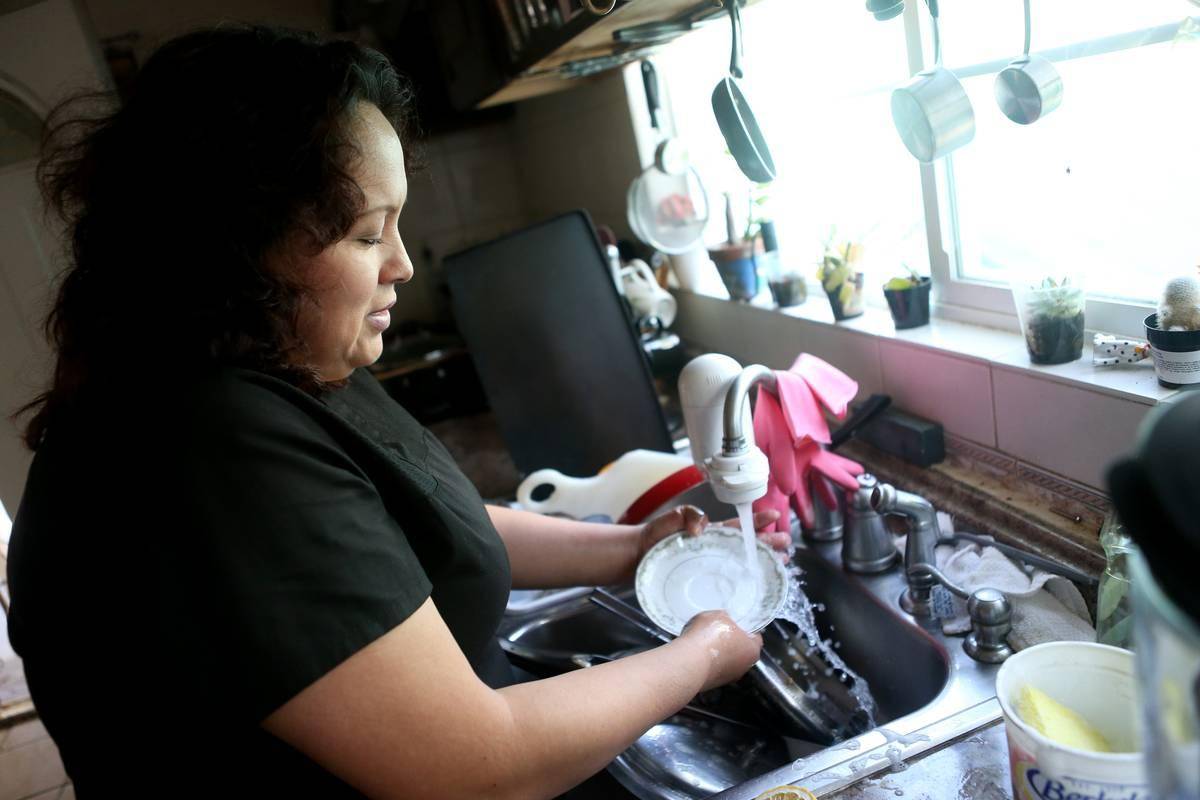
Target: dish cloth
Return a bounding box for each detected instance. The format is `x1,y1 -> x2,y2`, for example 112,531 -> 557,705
902,514 -> 1095,650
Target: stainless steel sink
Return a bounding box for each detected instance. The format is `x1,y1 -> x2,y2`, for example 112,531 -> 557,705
498,538 -> 1004,799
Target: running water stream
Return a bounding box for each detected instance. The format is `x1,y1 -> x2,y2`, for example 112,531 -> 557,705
729,501 -> 879,731
735,502 -> 760,577
778,564 -> 880,731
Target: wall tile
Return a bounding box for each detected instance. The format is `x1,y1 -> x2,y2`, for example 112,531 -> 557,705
879,340 -> 997,446
672,294 -> 884,400
993,367 -> 1152,489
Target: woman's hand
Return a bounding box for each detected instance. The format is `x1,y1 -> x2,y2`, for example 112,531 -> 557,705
678,610 -> 763,691
634,505 -> 790,565
634,504 -> 708,562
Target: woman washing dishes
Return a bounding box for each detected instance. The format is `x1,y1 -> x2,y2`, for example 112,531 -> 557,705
5,27 -> 787,799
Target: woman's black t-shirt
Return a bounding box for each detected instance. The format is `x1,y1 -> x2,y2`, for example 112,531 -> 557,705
5,366 -> 514,796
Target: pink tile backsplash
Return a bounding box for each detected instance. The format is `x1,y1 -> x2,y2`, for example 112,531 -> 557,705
992,367 -> 1151,490
879,341 -> 997,447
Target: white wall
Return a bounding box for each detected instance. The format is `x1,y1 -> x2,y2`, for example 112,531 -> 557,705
397,122 -> 532,323
396,69 -> 645,323
511,69 -> 643,244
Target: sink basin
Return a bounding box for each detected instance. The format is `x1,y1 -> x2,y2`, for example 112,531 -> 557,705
498,539 -> 1004,799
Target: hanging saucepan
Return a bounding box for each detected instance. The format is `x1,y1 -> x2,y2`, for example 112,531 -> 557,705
891,0 -> 975,163
994,0 -> 1063,125
865,0 -> 905,21
711,0 -> 776,183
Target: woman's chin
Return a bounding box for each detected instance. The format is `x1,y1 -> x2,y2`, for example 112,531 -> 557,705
354,338 -> 385,369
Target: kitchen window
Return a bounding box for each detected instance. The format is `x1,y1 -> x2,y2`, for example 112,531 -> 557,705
652,1 -> 1200,335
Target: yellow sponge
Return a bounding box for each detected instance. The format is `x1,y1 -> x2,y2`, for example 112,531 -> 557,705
1016,685 -> 1112,753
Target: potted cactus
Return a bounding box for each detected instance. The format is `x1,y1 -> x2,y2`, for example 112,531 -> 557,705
1013,277 -> 1086,364
1145,274 -> 1200,389
818,241 -> 865,321
883,264 -> 931,329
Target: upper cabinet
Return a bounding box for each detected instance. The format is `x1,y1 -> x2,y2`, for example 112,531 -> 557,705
430,0 -> 763,111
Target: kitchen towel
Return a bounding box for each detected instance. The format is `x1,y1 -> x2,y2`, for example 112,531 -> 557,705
928,514 -> 1095,650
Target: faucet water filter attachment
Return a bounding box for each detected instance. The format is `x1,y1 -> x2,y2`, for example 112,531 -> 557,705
678,354 -> 772,505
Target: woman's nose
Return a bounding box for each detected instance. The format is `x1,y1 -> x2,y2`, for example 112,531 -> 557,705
386,240 -> 414,285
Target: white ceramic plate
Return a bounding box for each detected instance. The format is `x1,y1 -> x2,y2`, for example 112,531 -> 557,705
635,526 -> 789,636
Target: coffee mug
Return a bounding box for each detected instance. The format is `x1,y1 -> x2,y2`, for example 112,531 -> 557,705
621,259 -> 677,327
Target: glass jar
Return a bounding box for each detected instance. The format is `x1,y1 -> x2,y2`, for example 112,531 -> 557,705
1096,513 -> 1135,649
1011,275 -> 1087,365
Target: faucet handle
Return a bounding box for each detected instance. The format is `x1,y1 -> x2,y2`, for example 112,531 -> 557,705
964,588 -> 1014,664
849,473 -> 879,509
907,564 -> 1013,663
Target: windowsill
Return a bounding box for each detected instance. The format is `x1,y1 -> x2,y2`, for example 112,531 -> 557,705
675,284 -> 1175,407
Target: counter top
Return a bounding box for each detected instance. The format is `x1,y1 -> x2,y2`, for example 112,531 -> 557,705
828,721 -> 1011,800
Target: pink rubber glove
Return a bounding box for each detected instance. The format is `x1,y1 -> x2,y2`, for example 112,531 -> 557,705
752,387 -> 799,534
774,371 -> 831,446
786,441 -> 864,529
808,446 -> 864,492
790,353 -> 859,419
753,388 -> 798,494
754,475 -> 792,534
751,362 -> 865,531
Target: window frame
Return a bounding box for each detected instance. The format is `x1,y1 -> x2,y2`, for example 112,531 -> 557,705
910,6 -> 1180,337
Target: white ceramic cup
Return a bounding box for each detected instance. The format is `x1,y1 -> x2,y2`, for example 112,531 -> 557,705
621,259 -> 677,327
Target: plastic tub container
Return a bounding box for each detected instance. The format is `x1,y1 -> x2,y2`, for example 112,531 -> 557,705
996,642 -> 1149,800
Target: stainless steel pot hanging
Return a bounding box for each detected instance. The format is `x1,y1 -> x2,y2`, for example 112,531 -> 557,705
890,0 -> 975,163
994,0 -> 1063,125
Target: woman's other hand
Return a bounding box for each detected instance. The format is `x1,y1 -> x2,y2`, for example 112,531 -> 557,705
635,506 -> 787,563
679,610 -> 763,691
634,504 -> 707,562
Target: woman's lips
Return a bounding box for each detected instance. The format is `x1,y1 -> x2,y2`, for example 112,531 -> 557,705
367,303 -> 393,331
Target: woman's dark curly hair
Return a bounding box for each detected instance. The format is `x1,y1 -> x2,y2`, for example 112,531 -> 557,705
15,25 -> 417,450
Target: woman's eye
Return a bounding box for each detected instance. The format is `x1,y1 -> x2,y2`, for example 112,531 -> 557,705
359,237 -> 384,247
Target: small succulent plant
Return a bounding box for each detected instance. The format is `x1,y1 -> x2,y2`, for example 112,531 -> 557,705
1157,275 -> 1200,331
884,263 -> 924,292
1027,277 -> 1085,319
1019,277 -> 1086,364
818,243 -> 860,301
816,240 -> 865,320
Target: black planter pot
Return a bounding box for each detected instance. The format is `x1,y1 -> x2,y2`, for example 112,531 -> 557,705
768,274 -> 807,307
1145,313 -> 1200,389
883,277 -> 931,329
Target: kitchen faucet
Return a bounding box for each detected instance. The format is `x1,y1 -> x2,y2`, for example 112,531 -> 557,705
870,482 -> 1014,663
869,483 -> 940,616
678,354 -> 773,506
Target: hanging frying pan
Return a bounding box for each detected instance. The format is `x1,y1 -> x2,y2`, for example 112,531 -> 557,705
711,0 -> 776,183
